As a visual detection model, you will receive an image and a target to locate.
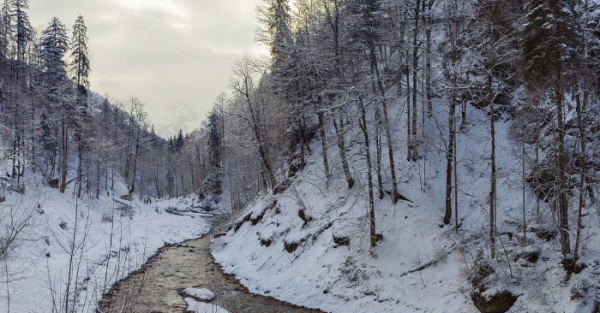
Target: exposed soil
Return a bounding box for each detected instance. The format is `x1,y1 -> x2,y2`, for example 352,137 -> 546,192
97,215 -> 325,313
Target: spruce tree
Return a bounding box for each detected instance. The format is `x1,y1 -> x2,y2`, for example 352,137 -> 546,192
10,0 -> 32,69
39,17 -> 69,86
207,110 -> 222,170
522,0 -> 581,259
70,15 -> 90,89
70,15 -> 91,197
0,1 -> 10,62
40,17 -> 70,192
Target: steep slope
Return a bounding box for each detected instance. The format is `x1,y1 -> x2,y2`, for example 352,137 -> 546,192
212,100 -> 600,313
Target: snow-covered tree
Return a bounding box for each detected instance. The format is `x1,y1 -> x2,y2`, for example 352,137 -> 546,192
39,17 -> 70,192
69,15 -> 90,90
9,0 -> 32,69
522,0 -> 581,259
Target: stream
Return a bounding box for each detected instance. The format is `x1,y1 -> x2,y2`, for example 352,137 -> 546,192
97,216 -> 325,313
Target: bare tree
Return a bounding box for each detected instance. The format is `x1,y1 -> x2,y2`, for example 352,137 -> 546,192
230,56 -> 277,189
125,97 -> 148,194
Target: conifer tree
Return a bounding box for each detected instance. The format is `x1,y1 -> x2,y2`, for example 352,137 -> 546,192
10,0 -> 32,70
39,17 -> 70,191
207,109 -> 222,170
522,0 -> 581,259
69,15 -> 91,197
347,0 -> 400,199
70,15 -> 90,90
40,17 -> 69,86
0,1 -> 10,62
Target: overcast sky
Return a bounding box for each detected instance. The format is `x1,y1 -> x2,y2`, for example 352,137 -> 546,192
29,0 -> 266,136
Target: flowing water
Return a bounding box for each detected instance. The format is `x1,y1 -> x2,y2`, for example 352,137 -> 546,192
98,217 -> 325,313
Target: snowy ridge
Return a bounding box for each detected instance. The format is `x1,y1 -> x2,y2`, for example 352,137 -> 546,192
212,101 -> 600,313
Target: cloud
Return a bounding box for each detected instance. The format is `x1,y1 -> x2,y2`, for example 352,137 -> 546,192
113,0 -> 189,19
29,0 -> 265,135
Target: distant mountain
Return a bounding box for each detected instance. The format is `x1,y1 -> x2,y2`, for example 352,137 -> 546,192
154,103 -> 206,137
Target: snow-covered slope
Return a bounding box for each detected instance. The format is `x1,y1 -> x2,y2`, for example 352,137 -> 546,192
0,174 -> 211,312
212,101 -> 600,313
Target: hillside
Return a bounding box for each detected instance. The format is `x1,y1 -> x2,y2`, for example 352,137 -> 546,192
2,0 -> 600,312
212,100 -> 600,313
0,169 -> 213,312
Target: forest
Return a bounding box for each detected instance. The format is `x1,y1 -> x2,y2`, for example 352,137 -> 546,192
212,0 -> 600,263
1,0 -> 600,312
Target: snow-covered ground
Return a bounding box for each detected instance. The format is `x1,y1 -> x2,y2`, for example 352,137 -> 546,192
212,101 -> 600,313
182,287 -> 216,301
182,287 -> 229,313
185,297 -> 230,313
0,175 -> 211,312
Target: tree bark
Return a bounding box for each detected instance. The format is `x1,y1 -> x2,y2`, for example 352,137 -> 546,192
425,0 -> 434,117
77,142 -> 83,198
555,81 -> 570,257
318,110 -> 331,180
369,47 -> 400,202
359,96 -> 376,247
375,107 -> 384,199
444,96 -> 455,225
59,119 -> 68,193
241,77 -> 277,190
574,91 -> 586,261
333,116 -> 354,189
489,74 -> 497,259
411,0 -> 421,161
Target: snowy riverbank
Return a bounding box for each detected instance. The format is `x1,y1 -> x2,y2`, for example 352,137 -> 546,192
0,177 -> 210,313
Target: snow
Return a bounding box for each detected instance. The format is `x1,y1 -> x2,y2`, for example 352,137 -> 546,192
0,174 -> 212,313
185,298 -> 231,313
182,287 -> 216,301
212,99 -> 600,313
0,100 -> 596,312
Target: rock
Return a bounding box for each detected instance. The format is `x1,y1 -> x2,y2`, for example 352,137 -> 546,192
471,290 -> 518,313
181,287 -> 215,302
514,248 -> 540,263
120,194 -> 133,201
48,178 -> 59,188
530,226 -> 557,241
333,235 -> 350,247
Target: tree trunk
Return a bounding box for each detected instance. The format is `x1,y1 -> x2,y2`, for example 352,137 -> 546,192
425,0 -> 433,117
460,98 -> 467,130
359,97 -> 376,247
375,107 -> 384,199
574,92 -> 586,261
444,96 -> 455,225
411,0 -> 421,161
454,116 -> 458,233
244,89 -> 276,189
522,106 -> 527,240
535,126 -> 540,222
299,113 -> 306,170
406,60 -> 412,162
60,119 -> 68,193
77,142 -> 83,198
555,82 -> 570,258
130,130 -> 140,194
318,111 -> 330,180
489,74 -> 497,259
333,116 -> 354,189
96,160 -> 101,199
370,47 -> 400,202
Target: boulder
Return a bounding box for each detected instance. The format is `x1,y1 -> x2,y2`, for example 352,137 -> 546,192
49,178 -> 59,188
180,287 -> 215,302
471,290 -> 518,313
